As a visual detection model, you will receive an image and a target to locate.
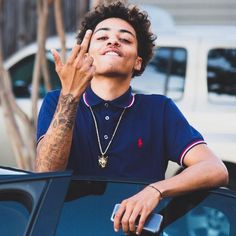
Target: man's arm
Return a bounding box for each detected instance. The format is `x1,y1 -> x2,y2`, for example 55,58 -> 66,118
35,93 -> 78,172
114,144 -> 229,235
35,30 -> 95,172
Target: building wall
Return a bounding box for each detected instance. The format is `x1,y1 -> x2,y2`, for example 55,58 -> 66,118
130,0 -> 236,25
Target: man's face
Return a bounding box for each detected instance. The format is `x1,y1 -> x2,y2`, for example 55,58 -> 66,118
88,18 -> 142,78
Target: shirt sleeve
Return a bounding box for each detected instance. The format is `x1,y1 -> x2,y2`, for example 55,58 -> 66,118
164,98 -> 206,166
36,90 -> 60,143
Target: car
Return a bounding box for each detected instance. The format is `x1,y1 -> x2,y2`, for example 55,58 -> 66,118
1,26 -> 236,183
0,166 -> 236,236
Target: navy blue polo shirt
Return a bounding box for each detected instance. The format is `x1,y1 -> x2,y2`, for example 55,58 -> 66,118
37,86 -> 205,181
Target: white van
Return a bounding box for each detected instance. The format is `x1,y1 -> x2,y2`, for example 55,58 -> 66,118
132,26 -> 236,178
1,26 -> 236,180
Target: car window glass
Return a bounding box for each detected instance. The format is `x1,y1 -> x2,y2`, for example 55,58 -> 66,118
55,180 -> 236,236
207,48 -> 236,104
162,204 -> 231,236
161,191 -> 236,236
0,200 -> 29,236
55,180 -> 145,236
9,52 -> 61,98
131,47 -> 187,101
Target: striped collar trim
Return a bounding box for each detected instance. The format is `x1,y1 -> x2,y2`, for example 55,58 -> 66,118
179,140 -> 206,167
83,93 -> 90,107
82,91 -> 135,108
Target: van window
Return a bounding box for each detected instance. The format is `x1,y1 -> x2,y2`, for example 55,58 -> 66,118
9,52 -> 61,98
131,47 -> 187,101
207,48 -> 236,104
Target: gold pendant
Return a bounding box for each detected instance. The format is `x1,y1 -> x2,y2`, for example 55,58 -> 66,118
98,155 -> 108,168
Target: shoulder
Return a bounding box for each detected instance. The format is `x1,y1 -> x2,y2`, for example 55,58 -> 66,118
44,89 -> 61,102
134,93 -> 184,119
134,93 -> 171,107
41,89 -> 61,107
40,89 -> 61,112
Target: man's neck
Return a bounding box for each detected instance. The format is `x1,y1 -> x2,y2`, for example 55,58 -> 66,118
90,76 -> 131,101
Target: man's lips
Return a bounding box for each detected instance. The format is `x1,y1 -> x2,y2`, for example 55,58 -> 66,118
102,48 -> 122,56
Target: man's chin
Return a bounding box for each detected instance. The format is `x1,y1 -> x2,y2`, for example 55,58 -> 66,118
96,70 -> 129,79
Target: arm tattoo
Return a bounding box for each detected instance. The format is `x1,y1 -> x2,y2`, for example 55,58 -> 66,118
53,94 -> 77,130
35,93 -> 79,172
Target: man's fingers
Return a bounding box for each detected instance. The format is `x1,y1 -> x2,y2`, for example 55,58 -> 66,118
136,210 -> 148,235
51,49 -> 63,72
74,30 -> 93,66
88,65 -> 96,78
66,30 -> 92,69
79,55 -> 94,69
120,206 -> 134,233
114,203 -> 126,232
129,206 -> 142,233
67,45 -> 81,64
79,29 -> 93,54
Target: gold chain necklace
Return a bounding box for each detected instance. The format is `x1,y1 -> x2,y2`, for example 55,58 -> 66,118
89,106 -> 126,168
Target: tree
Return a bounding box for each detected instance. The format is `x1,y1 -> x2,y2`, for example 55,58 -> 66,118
0,0 -> 67,170
0,0 -> 34,169
32,0 -> 67,127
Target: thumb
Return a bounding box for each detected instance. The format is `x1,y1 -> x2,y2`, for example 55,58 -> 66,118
51,48 -> 63,72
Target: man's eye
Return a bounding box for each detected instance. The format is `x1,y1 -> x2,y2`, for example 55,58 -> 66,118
120,38 -> 131,43
97,36 -> 108,40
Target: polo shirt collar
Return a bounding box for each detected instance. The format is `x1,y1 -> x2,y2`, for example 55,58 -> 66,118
83,86 -> 135,108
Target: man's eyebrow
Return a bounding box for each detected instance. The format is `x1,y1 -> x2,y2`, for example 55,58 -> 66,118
119,29 -> 135,37
94,27 -> 135,37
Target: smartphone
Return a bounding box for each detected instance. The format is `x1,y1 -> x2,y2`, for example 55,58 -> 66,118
110,204 -> 163,234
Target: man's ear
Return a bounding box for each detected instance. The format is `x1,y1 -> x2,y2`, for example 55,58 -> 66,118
134,56 -> 142,71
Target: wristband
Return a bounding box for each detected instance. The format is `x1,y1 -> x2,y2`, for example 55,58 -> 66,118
148,185 -> 163,199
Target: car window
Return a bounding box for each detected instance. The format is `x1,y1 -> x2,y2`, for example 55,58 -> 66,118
207,48 -> 236,104
161,192 -> 233,236
0,200 -> 29,235
131,47 -> 187,101
9,52 -> 61,98
55,179 -> 236,236
55,180 -> 145,236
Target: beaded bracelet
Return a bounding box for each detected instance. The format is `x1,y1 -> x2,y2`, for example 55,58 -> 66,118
148,185 -> 163,199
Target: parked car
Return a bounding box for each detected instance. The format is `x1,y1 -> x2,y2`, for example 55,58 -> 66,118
1,26 -> 236,182
0,166 -> 236,236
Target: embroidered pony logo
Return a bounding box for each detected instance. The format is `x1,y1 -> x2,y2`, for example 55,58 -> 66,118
137,138 -> 143,148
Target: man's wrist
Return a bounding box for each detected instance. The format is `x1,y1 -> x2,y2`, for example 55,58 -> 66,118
147,185 -> 163,199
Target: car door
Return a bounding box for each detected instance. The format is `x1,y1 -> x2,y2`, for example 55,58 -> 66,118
1,168 -> 236,236
55,178 -> 236,236
0,169 -> 72,236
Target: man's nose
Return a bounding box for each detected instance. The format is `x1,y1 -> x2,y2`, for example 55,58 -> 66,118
107,37 -> 120,47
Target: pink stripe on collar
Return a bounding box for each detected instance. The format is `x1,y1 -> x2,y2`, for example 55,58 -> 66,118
83,93 -> 90,107
83,92 -> 135,108
125,94 -> 135,108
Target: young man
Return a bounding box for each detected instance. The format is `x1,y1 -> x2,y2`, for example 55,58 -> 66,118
35,2 -> 228,235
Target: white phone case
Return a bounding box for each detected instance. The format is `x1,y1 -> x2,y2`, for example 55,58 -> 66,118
110,203 -> 163,234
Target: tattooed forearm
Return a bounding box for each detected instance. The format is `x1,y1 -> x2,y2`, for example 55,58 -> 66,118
53,94 -> 77,129
35,93 -> 79,172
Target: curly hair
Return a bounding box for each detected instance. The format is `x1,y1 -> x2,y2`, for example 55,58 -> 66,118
76,1 -> 156,77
